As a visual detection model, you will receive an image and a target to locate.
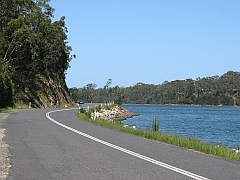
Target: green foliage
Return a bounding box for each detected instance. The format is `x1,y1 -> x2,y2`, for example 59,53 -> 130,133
0,59 -> 14,108
69,83 -> 97,103
0,0 -> 75,107
95,105 -> 102,112
114,86 -> 125,105
72,71 -> 240,106
104,105 -> 111,110
84,110 -> 92,118
152,116 -> 160,132
79,107 -> 86,114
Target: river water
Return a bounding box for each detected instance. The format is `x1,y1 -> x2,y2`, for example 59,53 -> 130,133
122,104 -> 240,149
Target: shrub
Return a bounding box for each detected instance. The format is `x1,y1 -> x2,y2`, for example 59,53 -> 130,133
79,107 -> 86,113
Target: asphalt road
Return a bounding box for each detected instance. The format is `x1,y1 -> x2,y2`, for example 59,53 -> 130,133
2,104 -> 240,180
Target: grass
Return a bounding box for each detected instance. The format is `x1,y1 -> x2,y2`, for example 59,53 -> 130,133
56,103 -> 76,108
1,103 -> 238,162
76,106 -> 240,162
4,155 -> 13,159
0,107 -> 13,112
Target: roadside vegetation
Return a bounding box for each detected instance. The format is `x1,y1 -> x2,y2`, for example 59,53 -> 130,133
152,116 -> 160,132
77,105 -> 240,162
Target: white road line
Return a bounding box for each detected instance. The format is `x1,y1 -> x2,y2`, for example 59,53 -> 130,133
46,109 -> 210,180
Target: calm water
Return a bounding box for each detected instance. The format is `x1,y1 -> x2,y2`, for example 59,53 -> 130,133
122,104 -> 240,149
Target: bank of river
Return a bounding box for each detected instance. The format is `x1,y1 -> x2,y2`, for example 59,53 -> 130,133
122,104 -> 240,149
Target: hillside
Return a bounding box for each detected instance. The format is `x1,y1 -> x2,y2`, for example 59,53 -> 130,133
70,71 -> 240,106
0,0 -> 74,108
14,73 -> 73,108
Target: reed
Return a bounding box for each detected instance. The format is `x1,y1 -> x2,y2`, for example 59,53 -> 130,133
152,116 -> 160,131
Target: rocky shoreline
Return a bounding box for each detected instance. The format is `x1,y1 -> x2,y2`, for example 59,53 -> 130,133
91,105 -> 139,122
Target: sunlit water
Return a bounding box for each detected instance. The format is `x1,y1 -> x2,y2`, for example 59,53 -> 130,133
122,104 -> 240,149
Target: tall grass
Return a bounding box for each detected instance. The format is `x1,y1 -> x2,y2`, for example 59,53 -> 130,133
152,116 -> 160,131
76,108 -> 240,162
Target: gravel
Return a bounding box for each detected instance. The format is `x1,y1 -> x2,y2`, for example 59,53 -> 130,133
0,112 -> 11,180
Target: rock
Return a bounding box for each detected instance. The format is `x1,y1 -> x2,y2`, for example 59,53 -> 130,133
91,105 -> 139,121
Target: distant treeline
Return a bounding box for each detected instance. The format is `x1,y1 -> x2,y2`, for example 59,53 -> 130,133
70,71 -> 240,106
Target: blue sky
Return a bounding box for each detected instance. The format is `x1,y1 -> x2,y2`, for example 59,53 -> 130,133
50,0 -> 240,88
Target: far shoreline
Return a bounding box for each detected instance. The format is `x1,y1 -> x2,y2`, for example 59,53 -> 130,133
121,103 -> 240,108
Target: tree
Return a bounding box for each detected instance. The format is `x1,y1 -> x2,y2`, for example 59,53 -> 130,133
114,86 -> 125,105
84,83 -> 97,103
0,0 -> 74,107
104,78 -> 112,102
0,59 -> 14,108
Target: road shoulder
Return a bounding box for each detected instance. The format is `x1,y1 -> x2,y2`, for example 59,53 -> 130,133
0,112 -> 11,180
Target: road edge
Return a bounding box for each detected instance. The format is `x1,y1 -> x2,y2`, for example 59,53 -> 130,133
0,112 -> 11,180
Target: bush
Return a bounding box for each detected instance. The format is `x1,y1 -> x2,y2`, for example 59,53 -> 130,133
84,110 -> 92,118
95,105 -> 101,112
79,107 -> 86,113
0,60 -> 14,108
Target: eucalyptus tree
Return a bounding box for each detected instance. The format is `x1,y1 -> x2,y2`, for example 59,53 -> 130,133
0,0 -> 74,107
0,0 -> 34,107
113,85 -> 125,105
104,78 -> 112,102
0,59 -> 14,108
84,83 -> 97,103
